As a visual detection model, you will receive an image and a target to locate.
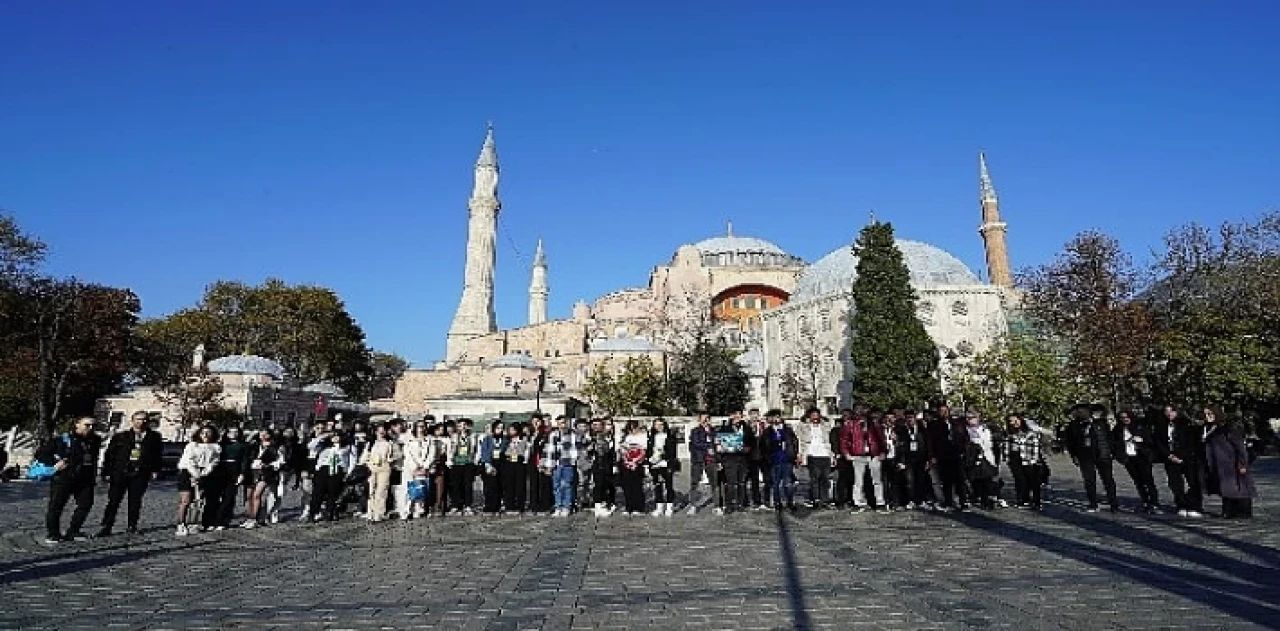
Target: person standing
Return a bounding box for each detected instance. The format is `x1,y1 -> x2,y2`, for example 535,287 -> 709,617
717,413 -> 752,514
617,421 -> 649,516
1201,407 -> 1257,519
361,423 -> 398,522
926,406 -> 969,511
1004,414 -> 1043,510
37,417 -> 101,545
896,412 -> 932,509
797,408 -> 834,509
1065,405 -> 1118,513
97,411 -> 162,536
312,432 -> 353,522
544,417 -> 584,517
241,430 -> 282,528
647,419 -> 678,517
831,410 -> 854,508
1112,409 -> 1159,513
841,410 -> 888,513
590,420 -> 616,516
745,409 -> 772,510
501,424 -> 530,515
176,425 -> 221,536
761,410 -> 798,512
476,421 -> 506,515
214,426 -> 249,528
1154,405 -> 1203,517
686,412 -> 720,515
963,412 -> 999,510
449,419 -> 479,515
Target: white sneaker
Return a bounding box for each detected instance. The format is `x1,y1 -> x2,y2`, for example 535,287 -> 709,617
663,504 -> 674,517
1177,509 -> 1188,517
175,524 -> 189,537
1186,510 -> 1203,518
713,507 -> 724,516
463,508 -> 475,516
300,510 -> 311,522
686,505 -> 697,516
650,506 -> 663,517
240,520 -> 257,529
269,512 -> 280,524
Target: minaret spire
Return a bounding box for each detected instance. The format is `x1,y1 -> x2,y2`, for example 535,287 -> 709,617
528,238 -> 548,326
977,151 -> 1013,288
446,124 -> 502,362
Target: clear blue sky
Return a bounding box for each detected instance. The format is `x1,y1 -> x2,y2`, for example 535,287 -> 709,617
3,2 -> 1277,366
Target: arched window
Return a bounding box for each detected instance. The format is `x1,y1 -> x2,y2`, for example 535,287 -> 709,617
951,300 -> 968,317
957,340 -> 975,357
820,315 -> 832,332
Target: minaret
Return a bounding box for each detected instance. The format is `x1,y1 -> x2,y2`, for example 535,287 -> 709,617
445,124 -> 501,362
528,238 -> 548,325
978,151 -> 1013,288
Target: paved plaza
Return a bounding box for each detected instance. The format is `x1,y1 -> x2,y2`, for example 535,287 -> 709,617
0,454 -> 1276,630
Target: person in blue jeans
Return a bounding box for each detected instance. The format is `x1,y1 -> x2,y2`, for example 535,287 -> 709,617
544,417 -> 587,517
761,409 -> 799,512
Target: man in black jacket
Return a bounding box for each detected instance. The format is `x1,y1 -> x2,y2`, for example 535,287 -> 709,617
36,417 -> 102,545
97,411 -> 163,536
1065,404 -> 1118,513
1153,405 -> 1203,517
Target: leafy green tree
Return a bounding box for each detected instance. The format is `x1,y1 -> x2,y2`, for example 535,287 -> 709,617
1146,212 -> 1280,411
947,333 -> 1083,422
137,279 -> 378,400
583,356 -> 669,416
848,221 -> 938,409
366,351 -> 409,400
666,339 -> 750,415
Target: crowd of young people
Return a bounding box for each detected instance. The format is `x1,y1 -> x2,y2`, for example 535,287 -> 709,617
34,402 -> 1262,545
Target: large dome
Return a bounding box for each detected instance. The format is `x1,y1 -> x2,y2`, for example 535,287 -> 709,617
792,239 -> 982,302
691,233 -> 804,267
206,355 -> 286,379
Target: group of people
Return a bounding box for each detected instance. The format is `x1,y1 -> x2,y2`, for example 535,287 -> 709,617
34,402 -> 1262,545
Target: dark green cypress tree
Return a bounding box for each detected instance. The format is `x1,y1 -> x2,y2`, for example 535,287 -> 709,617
848,221 -> 939,408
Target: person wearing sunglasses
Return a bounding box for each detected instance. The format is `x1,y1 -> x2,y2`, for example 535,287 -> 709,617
36,417 -> 102,545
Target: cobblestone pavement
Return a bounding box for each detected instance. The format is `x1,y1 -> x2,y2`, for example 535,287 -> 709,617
0,455 -> 1276,630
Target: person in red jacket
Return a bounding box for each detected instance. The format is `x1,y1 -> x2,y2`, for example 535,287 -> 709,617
840,411 -> 888,513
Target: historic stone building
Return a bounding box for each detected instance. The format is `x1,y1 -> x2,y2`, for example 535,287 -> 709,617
382,127 -> 1015,419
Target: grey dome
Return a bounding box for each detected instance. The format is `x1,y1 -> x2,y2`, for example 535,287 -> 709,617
793,239 -> 982,302
207,355 -> 286,379
736,347 -> 765,376
692,235 -> 804,268
303,382 -> 346,398
487,353 -> 538,369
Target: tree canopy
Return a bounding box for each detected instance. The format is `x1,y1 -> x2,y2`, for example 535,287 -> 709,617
666,338 -> 750,415
848,221 -> 938,409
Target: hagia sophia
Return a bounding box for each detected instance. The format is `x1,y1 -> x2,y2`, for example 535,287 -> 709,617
377,126 -> 1016,419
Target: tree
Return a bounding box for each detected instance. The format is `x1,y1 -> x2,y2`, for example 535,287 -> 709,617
848,222 -> 938,409
366,351 -> 409,401
1146,212 -> 1280,411
947,333 -> 1082,423
0,212 -> 46,283
778,325 -> 830,413
583,356 -> 668,416
0,278 -> 139,439
153,367 -> 227,438
666,338 -> 750,415
1019,231 -> 1155,410
137,279 -> 377,400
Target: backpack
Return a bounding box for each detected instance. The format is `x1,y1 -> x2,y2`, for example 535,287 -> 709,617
27,435 -> 72,481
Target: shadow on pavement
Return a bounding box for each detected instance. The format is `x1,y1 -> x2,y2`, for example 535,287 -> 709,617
773,509 -> 812,630
943,510 -> 1280,628
0,539 -> 217,586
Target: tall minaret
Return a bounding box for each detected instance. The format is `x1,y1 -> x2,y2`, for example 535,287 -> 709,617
445,124 -> 501,362
978,151 -> 1013,288
528,238 -> 548,325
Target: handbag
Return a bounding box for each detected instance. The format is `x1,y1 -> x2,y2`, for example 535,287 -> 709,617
26,461 -> 57,481
407,478 -> 428,501
345,464 -> 371,485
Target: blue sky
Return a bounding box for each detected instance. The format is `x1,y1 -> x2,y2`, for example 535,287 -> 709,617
2,2 -> 1277,366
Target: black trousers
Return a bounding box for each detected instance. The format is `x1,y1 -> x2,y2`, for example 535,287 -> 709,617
449,464 -> 475,510
219,470 -> 243,525
47,476 -> 95,538
199,470 -> 226,528
619,466 -> 646,513
1164,460 -> 1202,512
651,467 -> 675,503
934,458 -> 968,507
1123,456 -> 1159,507
1009,456 -> 1043,507
721,455 -> 747,509
806,457 -> 832,503
1078,456 -> 1118,508
100,472 -> 150,531
503,461 -> 527,512
481,464 -> 503,513
312,469 -> 345,519
834,459 -> 854,506
1223,497 -> 1253,519
903,459 -> 931,505
747,459 -> 772,506
592,464 -> 614,505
